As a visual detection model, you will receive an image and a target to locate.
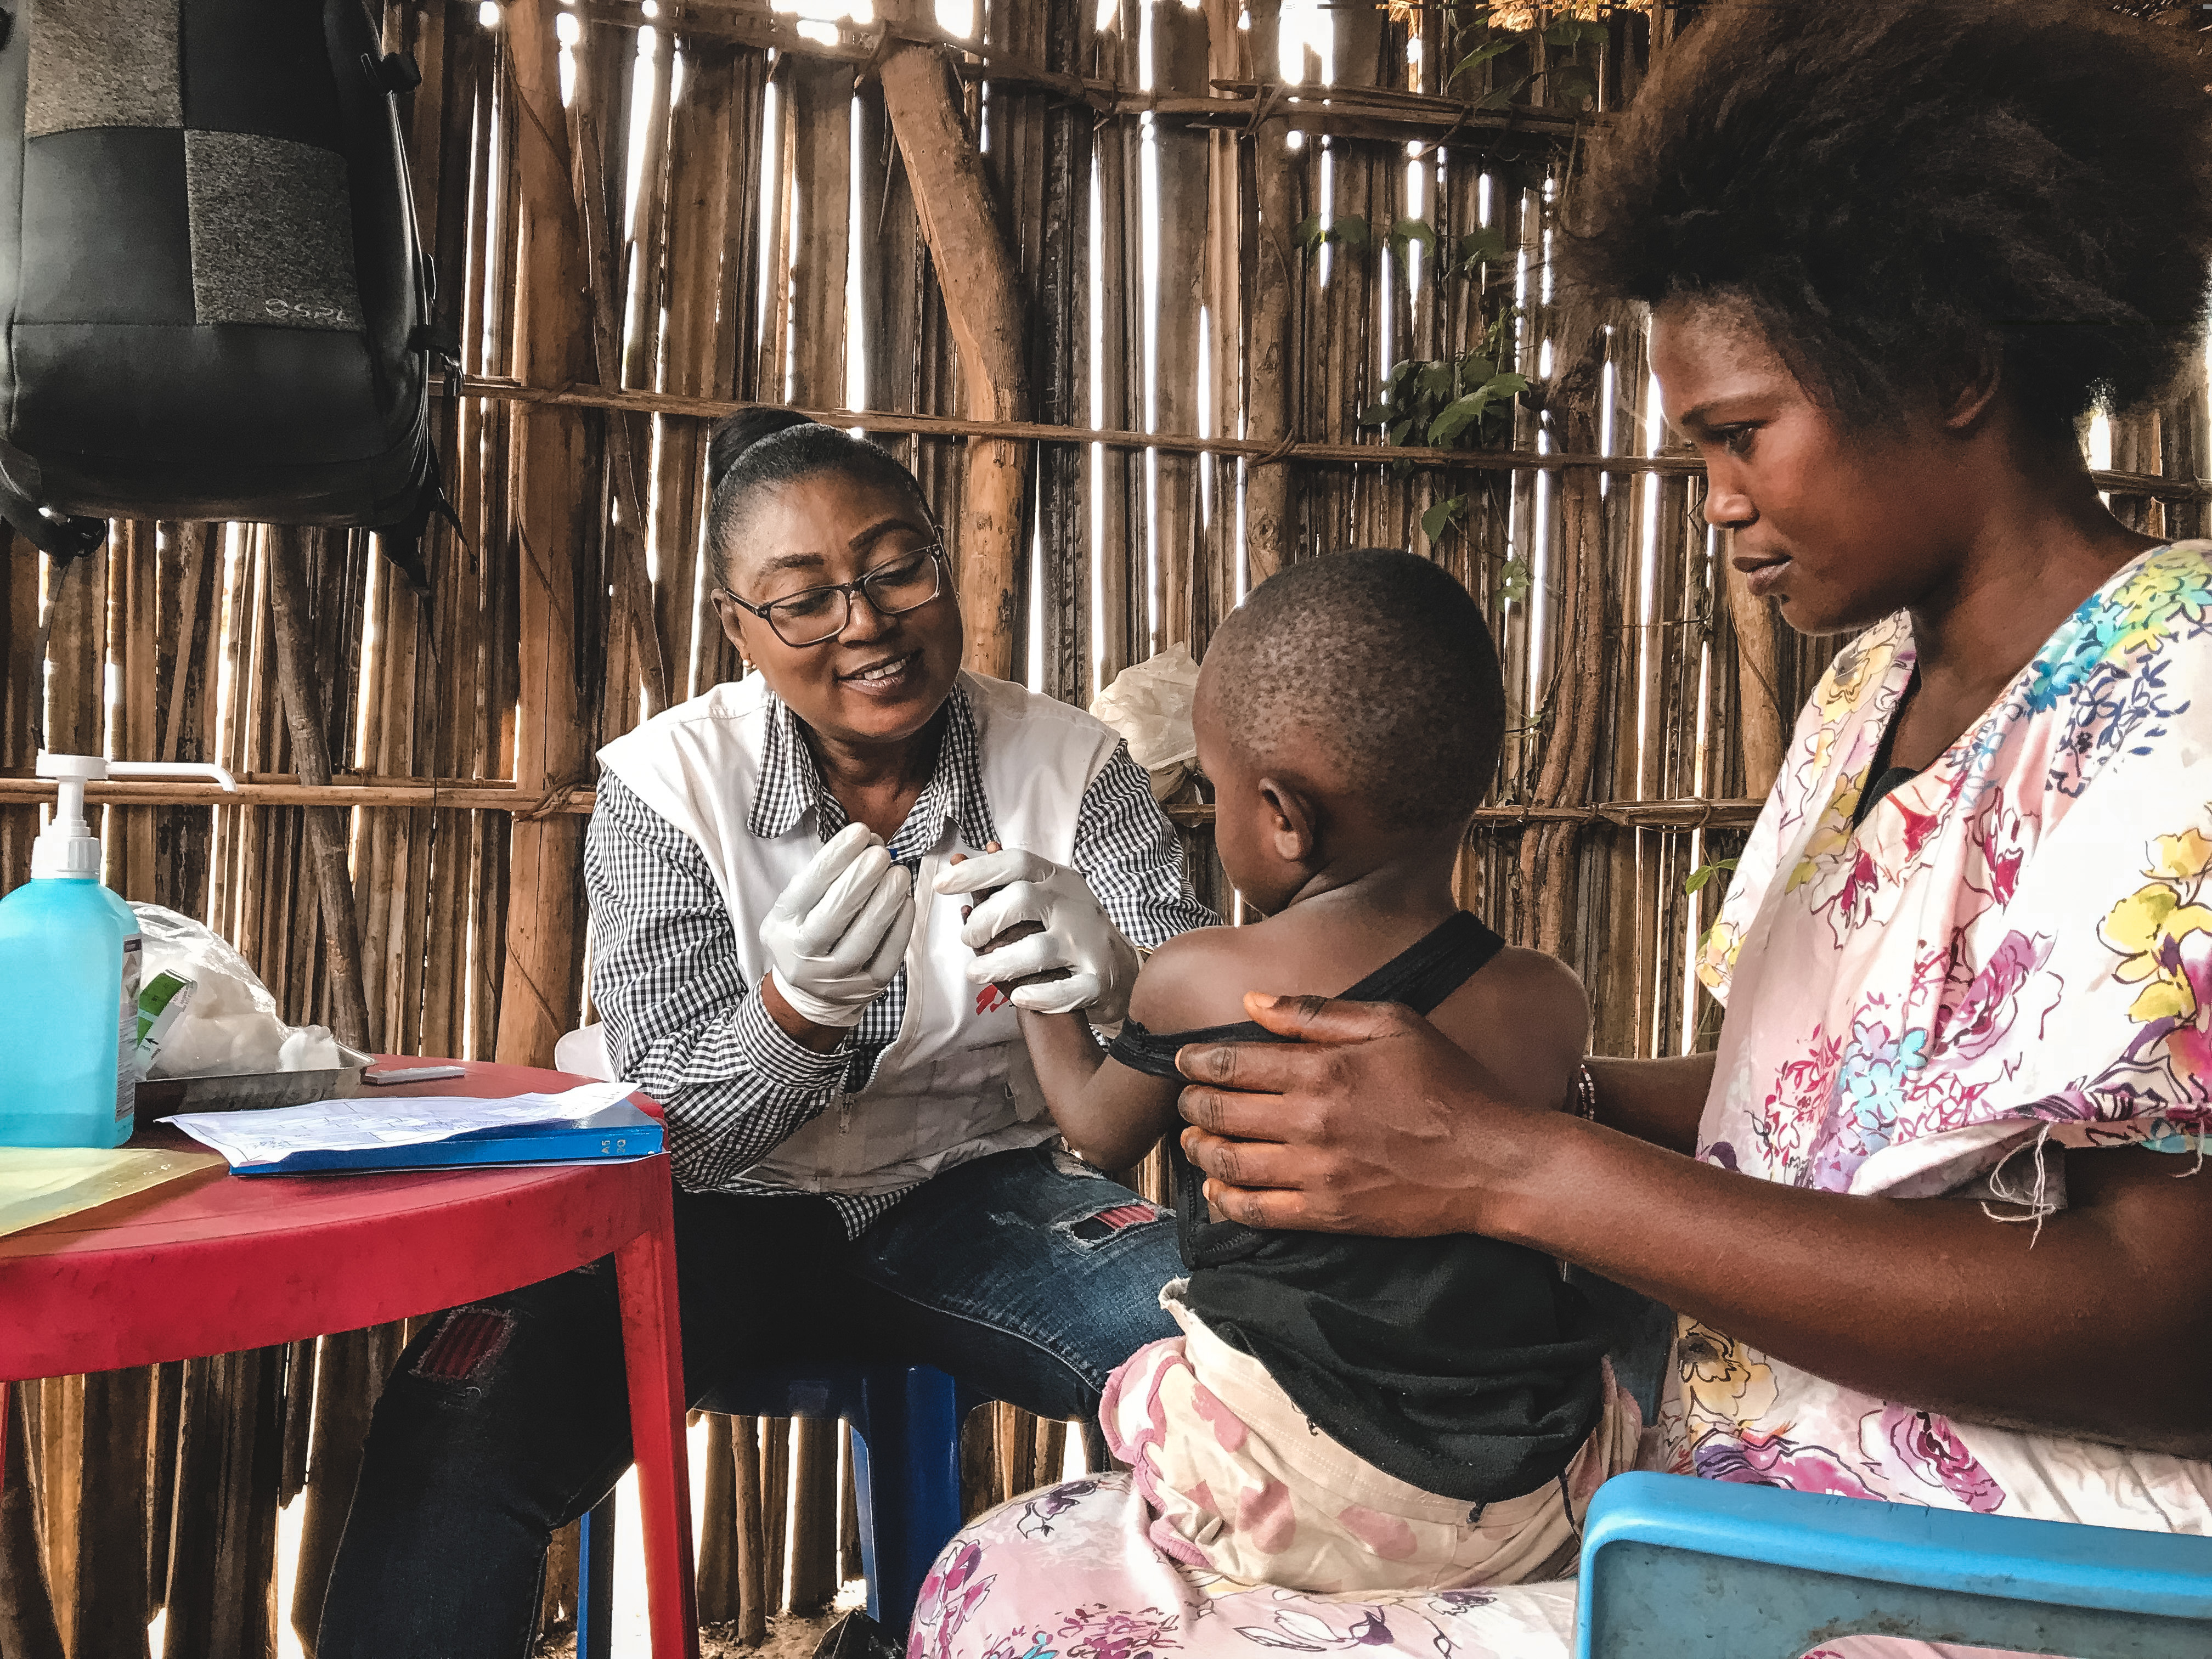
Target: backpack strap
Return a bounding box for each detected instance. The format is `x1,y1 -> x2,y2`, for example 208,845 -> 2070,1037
370,445 -> 464,601
0,441 -> 105,564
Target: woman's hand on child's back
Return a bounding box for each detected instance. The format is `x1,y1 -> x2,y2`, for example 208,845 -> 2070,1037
1175,994 -> 1565,1238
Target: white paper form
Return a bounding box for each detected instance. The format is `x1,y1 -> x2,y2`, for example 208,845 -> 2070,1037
163,1080 -> 641,1167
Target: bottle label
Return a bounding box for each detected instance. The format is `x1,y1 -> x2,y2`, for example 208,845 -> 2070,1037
116,936 -> 142,1130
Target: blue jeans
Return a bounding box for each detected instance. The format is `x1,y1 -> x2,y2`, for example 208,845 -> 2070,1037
317,1143 -> 1180,1657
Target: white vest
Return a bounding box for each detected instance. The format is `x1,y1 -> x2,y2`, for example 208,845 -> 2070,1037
596,670 -> 1121,1196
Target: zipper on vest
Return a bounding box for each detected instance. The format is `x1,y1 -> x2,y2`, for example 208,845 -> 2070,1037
835,1080 -> 851,1134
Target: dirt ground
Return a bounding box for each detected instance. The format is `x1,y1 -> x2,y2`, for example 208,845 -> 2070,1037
534,1602 -> 850,1659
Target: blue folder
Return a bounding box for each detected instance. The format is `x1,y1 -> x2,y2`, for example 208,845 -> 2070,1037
229,1100 -> 664,1176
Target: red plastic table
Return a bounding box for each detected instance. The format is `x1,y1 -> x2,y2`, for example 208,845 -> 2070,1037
0,1058 -> 699,1658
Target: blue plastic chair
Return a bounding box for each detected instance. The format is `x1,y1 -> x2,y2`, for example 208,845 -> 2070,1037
577,1364 -> 971,1658
1576,1471 -> 2212,1657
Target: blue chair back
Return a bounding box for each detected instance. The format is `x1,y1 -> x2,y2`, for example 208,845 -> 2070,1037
1576,1471 -> 2212,1658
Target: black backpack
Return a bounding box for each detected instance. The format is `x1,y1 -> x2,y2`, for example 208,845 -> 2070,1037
0,0 -> 451,586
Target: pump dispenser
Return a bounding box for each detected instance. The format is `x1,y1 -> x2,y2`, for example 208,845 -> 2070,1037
0,752 -> 238,1148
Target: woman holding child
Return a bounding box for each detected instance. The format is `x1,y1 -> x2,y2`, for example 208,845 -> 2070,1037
917,3 -> 2212,1657
320,412 -> 1212,1654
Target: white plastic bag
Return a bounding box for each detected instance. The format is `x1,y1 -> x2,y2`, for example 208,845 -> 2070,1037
129,903 -> 347,1078
1090,644 -> 1202,801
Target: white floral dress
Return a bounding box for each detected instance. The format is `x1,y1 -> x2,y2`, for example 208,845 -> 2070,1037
906,544 -> 2212,1659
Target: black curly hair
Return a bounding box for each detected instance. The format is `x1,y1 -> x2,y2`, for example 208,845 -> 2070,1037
1562,0 -> 2212,441
1207,550 -> 1506,832
706,409 -> 935,592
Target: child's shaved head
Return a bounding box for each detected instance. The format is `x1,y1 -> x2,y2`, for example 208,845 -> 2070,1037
1205,550 -> 1505,831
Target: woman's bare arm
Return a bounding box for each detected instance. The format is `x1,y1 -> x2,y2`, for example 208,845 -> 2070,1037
1175,996 -> 2212,1458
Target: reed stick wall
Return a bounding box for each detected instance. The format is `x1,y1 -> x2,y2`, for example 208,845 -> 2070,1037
4,0 -> 2209,1650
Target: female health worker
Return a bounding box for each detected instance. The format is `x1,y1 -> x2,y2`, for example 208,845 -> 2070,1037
318,409 -> 1211,1656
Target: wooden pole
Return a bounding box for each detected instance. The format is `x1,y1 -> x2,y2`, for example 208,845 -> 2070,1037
760,1416 -> 790,1613
1031,0 -> 1090,703
290,1324 -> 403,1656
1520,300 -> 1622,962
570,99 -> 672,716
785,1417 -> 839,1612
161,1350 -> 283,1659
695,1414 -> 741,1624
1243,0 -> 1297,589
1152,0 -> 1209,651
44,545 -> 103,759
1725,543 -> 1788,799
731,1414 -> 770,1645
787,57 -> 854,414
0,1384 -> 63,1659
267,525 -> 374,1051
877,12 -> 1031,679
66,1367 -> 154,1656
1093,0 -> 1145,681
496,0 -> 597,1067
1,533 -> 42,892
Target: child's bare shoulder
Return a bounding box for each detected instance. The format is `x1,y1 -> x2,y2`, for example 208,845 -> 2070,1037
1434,944 -> 1590,1107
1127,922 -> 1277,1032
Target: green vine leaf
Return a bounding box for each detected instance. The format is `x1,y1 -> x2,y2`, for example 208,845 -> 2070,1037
1355,400 -> 1391,427
1427,391 -> 1494,448
1389,217 -> 1436,257
1683,856 -> 1740,896
1293,213 -> 1328,255
1544,17 -> 1609,48
1421,494 -> 1466,544
1545,64 -> 1597,104
1451,33 -> 1518,82
1457,227 -> 1512,268
1497,557 -> 1533,605
1332,213 -> 1372,251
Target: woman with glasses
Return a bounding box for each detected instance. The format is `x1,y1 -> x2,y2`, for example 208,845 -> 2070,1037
319,410 -> 1211,1657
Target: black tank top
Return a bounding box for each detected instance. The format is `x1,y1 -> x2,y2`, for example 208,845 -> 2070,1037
1108,913 -> 1606,1503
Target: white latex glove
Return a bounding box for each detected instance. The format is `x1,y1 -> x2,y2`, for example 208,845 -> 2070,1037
760,823 -> 917,1028
934,848 -> 1141,1022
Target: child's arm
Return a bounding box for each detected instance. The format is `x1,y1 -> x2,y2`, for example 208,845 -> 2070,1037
956,842 -> 1193,1171
1016,1009 -> 1183,1173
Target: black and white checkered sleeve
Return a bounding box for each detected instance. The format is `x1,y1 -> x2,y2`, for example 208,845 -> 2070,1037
585,772 -> 851,1194
1073,741 -> 1221,949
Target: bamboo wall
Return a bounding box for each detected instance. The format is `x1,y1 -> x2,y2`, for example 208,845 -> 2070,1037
4,0 -> 2210,1651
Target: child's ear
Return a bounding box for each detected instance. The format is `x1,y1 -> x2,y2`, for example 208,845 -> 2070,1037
1255,776 -> 1320,867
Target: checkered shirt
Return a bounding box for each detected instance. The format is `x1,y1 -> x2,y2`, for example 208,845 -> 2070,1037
585,683 -> 1218,1237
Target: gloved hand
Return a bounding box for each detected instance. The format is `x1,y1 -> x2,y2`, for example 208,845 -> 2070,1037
760,823 -> 916,1028
934,848 -> 1141,1022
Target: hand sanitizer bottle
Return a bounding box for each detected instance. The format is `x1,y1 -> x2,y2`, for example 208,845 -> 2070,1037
0,753 -> 236,1148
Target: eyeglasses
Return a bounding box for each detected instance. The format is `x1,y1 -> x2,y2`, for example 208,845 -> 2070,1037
719,544 -> 949,648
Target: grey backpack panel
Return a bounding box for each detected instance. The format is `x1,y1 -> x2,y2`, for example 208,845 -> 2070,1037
0,0 -> 443,580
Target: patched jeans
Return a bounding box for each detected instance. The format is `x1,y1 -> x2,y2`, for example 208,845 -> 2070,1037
317,1143 -> 1180,1658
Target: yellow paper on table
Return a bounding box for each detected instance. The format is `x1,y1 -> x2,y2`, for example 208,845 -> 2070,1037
0,1148 -> 223,1239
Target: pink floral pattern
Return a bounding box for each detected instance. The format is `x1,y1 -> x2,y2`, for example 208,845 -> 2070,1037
1677,544 -> 2212,1524
1878,1408 -> 2006,1514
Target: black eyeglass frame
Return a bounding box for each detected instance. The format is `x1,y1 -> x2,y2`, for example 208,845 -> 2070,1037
717,544 -> 950,648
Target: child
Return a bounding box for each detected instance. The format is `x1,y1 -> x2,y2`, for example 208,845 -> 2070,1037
1008,550 -> 1640,1594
